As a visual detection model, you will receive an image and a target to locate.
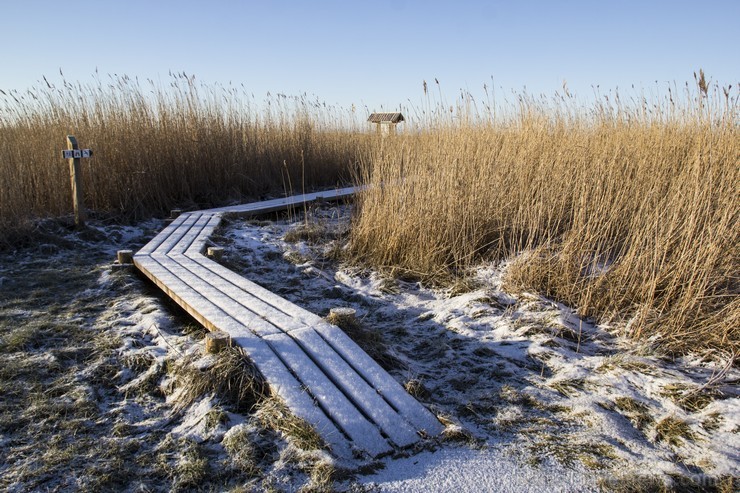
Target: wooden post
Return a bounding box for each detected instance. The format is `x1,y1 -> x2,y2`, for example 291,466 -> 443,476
66,135 -> 86,227
117,250 -> 134,264
328,307 -> 358,327
205,330 -> 231,353
207,247 -> 224,261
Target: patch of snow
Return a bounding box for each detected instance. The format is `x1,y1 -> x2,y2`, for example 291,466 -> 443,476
359,446 -> 599,492
172,397 -> 216,441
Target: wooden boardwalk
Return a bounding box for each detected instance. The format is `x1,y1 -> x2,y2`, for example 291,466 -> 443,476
133,188 -> 443,458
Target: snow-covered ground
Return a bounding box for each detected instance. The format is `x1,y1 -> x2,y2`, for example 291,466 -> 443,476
0,205 -> 737,492
219,203 -> 739,491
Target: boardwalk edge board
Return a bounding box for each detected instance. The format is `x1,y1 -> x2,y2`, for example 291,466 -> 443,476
132,188 -> 444,458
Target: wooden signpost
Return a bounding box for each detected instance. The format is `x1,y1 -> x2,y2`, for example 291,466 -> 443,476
62,136 -> 93,227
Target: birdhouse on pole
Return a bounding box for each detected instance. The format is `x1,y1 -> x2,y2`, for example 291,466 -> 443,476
368,112 -> 404,136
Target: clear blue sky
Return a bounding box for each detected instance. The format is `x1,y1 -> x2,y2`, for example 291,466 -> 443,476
2,0 -> 738,112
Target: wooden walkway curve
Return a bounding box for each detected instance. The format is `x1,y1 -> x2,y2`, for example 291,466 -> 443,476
133,187 -> 443,458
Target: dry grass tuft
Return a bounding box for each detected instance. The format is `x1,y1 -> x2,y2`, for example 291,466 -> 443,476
303,458 -> 336,493
613,396 -> 654,432
284,221 -> 332,245
653,415 -> 697,447
525,433 -> 617,470
222,425 -> 260,477
548,377 -> 586,398
173,346 -> 267,413
326,308 -> 401,371
404,378 -> 432,400
256,396 -> 325,451
660,383 -> 721,413
172,438 -> 209,491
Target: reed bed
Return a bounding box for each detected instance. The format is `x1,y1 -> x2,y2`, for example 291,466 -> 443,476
351,76 -> 739,354
0,72 -> 368,245
2,72 -> 737,355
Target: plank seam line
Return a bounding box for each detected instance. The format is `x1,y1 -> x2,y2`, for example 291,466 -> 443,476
184,250 -> 321,326
311,326 -> 404,415
138,213 -> 191,254
167,213 -> 216,255
260,337 -> 359,446
142,254 -> 257,336
151,212 -> 204,255
162,214 -> 208,256
282,330 -> 397,443
165,253 -> 286,335
180,254 -> 294,329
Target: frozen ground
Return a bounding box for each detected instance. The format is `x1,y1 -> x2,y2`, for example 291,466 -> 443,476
0,204 -> 737,492
219,203 -> 739,492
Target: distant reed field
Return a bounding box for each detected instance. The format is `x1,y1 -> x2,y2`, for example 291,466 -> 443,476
0,73 -> 367,244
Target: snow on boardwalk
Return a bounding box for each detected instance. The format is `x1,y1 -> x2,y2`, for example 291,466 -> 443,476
133,188 -> 443,458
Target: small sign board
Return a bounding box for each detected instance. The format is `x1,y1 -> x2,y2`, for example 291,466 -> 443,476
62,149 -> 93,159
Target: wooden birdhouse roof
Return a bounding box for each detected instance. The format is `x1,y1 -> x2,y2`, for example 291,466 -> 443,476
367,112 -> 405,124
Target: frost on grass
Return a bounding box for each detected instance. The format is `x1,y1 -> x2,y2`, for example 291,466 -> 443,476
218,203 -> 739,492
0,218 -> 341,493
3,208 -> 737,492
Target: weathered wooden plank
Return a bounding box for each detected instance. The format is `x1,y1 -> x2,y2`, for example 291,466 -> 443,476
186,214 -> 223,256
168,254 -> 305,334
288,327 -> 421,448
135,255 -> 247,334
168,213 -> 214,256
202,186 -> 358,215
314,323 -> 445,436
185,253 -> 327,329
264,332 -> 393,457
151,212 -> 203,256
136,213 -> 191,256
147,255 -> 285,337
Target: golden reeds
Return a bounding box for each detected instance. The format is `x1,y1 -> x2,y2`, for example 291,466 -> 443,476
351,79 -> 738,355
0,73 -> 366,244
2,72 -> 737,355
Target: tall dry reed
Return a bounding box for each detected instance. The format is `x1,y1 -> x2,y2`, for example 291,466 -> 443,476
0,72 -> 368,245
351,76 -> 738,355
